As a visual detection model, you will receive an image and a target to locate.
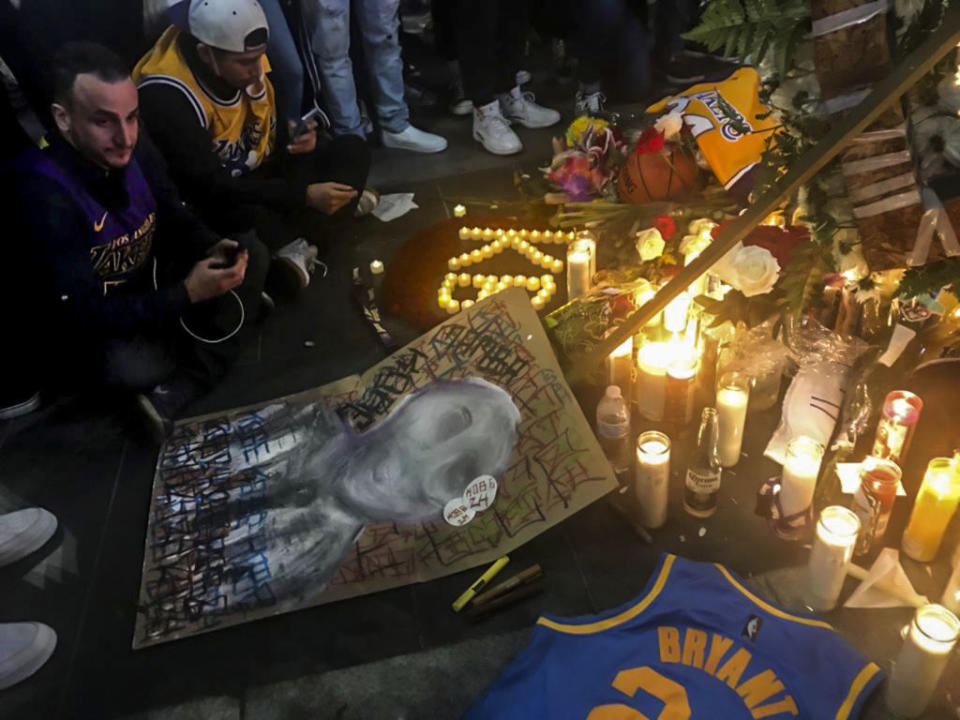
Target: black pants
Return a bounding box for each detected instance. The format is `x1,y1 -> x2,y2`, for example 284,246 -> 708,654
456,0 -> 530,106
247,134 -> 372,255
101,232 -> 269,393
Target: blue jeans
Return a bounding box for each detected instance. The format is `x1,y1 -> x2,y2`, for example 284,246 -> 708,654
310,0 -> 409,136
261,0 -> 305,124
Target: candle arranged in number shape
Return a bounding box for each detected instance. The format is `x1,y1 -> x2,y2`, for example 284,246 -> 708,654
885,604 -> 960,718
872,390 -> 923,465
716,372 -> 749,467
635,431 -> 671,529
779,435 -> 824,526
807,506 -> 860,611
902,458 -> 960,562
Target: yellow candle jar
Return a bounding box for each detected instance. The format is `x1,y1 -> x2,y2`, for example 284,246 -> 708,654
902,459 -> 960,562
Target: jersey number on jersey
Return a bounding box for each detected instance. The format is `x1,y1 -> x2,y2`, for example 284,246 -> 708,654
587,666 -> 691,720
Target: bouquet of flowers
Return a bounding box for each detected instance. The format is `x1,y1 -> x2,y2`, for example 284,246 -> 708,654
544,116 -> 626,203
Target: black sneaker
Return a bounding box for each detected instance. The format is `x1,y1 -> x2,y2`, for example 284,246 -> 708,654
663,50 -> 739,85
136,375 -> 204,439
0,391 -> 40,421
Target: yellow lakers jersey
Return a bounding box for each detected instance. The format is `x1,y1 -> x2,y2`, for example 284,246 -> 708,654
647,68 -> 777,191
133,27 -> 277,176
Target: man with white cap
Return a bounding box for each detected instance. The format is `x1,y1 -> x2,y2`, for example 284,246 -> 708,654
134,0 -> 374,288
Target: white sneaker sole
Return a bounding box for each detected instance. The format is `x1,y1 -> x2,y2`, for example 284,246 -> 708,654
0,623 -> 57,691
0,508 -> 57,568
450,100 -> 474,116
472,129 -> 523,156
381,134 -> 448,154
505,114 -> 561,130
0,393 -> 40,420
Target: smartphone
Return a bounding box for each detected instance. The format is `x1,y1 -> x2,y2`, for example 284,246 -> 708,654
292,107 -> 323,138
211,241 -> 243,269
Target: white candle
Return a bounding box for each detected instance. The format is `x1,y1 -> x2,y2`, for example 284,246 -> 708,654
566,249 -> 592,300
716,373 -> 749,467
574,232 -> 597,277
636,431 -> 671,529
606,337 -> 633,400
807,506 -> 860,611
886,604 -> 960,718
454,205 -> 466,218
663,292 -> 691,334
369,259 -> 384,275
634,342 -> 670,421
780,435 -> 824,520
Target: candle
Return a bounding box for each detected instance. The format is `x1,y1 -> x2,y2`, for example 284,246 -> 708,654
481,244 -> 494,259
519,229 -> 528,238
574,231 -> 597,277
454,204 -> 466,218
780,435 -> 824,523
482,228 -> 494,242
448,257 -> 461,271
458,252 -> 471,267
458,272 -> 471,287
886,604 -> 960,718
873,391 -> 923,465
541,254 -> 554,268
530,230 -> 541,243
531,295 -> 544,310
446,299 -> 460,314
531,250 -> 543,265
461,299 -> 474,310
369,259 -> 384,275
636,431 -> 671,529
807,506 -> 860,611
902,458 -> 960,562
444,272 -> 457,285
500,275 -> 514,287
551,259 -> 564,274
458,225 -> 470,239
543,230 -> 553,241
716,372 -> 749,467
469,249 -> 483,264
541,274 -> 554,287
566,248 -> 592,300
663,292 -> 691,334
606,337 -> 633,400
513,274 -> 527,289
525,276 -> 540,292
471,274 -> 484,288
634,342 -> 671,421
470,226 -> 482,239
852,456 -> 901,555
666,351 -> 698,427
491,239 -> 503,253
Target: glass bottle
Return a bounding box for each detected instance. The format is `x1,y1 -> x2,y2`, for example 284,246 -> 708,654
684,407 -> 722,518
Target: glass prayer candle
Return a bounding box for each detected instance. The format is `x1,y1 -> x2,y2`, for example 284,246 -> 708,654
634,342 -> 670,421
663,292 -> 691,334
574,231 -> 596,277
807,506 -> 860,611
716,372 -> 749,467
566,245 -> 593,300
902,459 -> 960,562
636,431 -> 671,529
872,390 -> 923,465
779,436 -> 824,524
606,337 -> 633,400
852,456 -> 902,556
666,352 -> 698,428
885,604 -> 960,718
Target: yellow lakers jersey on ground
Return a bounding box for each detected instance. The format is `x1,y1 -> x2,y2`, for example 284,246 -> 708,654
133,27 -> 276,176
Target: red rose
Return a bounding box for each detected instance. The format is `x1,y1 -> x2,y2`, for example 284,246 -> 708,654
711,219 -> 809,269
653,215 -> 676,240
609,293 -> 636,318
635,126 -> 665,155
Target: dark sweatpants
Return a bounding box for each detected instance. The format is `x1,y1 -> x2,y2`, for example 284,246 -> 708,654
455,0 -> 530,107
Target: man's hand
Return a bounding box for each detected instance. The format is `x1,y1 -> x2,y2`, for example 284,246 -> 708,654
207,238 -> 240,267
287,119 -> 317,155
184,251 -> 248,303
305,182 -> 358,215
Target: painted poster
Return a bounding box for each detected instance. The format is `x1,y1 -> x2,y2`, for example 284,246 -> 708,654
134,288 -> 617,647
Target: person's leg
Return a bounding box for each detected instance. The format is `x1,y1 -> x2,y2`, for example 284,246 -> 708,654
310,0 -> 366,137
456,0 -> 499,108
260,0 -> 305,125
353,0 -> 407,133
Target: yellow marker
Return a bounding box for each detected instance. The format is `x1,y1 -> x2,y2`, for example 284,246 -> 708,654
452,556 -> 510,612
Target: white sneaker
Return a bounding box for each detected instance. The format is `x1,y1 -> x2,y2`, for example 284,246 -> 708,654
381,124 -> 448,153
0,623 -> 57,690
472,100 -> 523,155
574,90 -> 606,117
448,75 -> 473,116
276,238 -> 320,289
498,86 -> 561,129
0,508 -> 57,568
516,69 -> 532,86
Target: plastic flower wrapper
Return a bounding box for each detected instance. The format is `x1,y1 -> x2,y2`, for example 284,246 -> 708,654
636,227 -> 666,261
545,116 -> 626,201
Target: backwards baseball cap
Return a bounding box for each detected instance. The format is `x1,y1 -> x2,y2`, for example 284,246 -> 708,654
167,0 -> 269,53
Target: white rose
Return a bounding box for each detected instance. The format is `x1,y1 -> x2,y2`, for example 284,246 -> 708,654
635,228 -> 665,261
716,244 -> 780,297
654,112 -> 684,140
687,218 -> 717,236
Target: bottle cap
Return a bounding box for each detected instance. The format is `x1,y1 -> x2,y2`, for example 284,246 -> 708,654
605,385 -> 621,399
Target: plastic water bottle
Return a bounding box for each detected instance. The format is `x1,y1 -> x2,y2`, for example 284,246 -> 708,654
596,385 -> 631,476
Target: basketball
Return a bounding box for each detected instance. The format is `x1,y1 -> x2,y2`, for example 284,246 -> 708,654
618,147 -> 703,204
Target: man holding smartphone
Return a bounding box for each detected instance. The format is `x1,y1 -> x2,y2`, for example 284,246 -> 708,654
134,0 -> 374,291
12,42 -> 268,432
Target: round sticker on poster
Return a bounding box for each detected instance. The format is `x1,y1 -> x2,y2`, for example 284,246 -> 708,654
443,498 -> 476,527
463,475 -> 498,513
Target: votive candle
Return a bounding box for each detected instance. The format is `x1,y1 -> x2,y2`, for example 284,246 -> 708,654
566,246 -> 592,300
886,604 -> 960,718
873,390 -> 923,465
902,458 -> 960,562
636,431 -> 671,529
807,506 -> 860,611
716,372 -> 749,467
454,204 -> 466,218
458,225 -> 470,239
780,435 -> 824,522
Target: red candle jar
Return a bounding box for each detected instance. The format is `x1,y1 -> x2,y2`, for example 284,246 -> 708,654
852,456 -> 902,555
872,390 -> 923,466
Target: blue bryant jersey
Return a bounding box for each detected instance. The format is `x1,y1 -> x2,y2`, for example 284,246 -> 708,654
466,554 -> 881,719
